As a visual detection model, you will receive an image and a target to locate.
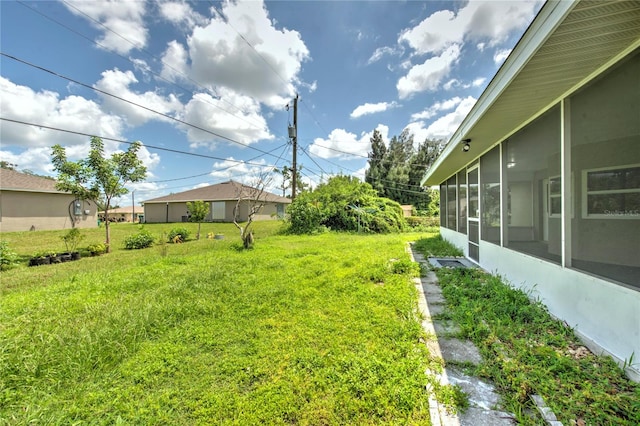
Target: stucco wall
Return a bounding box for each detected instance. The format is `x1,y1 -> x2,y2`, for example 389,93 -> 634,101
143,201 -> 287,223
0,190 -> 98,232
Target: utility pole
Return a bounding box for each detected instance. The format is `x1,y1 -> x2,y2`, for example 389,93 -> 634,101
291,94 -> 298,200
132,191 -> 135,223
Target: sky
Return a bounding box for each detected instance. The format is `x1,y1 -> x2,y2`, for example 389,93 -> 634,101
0,0 -> 543,204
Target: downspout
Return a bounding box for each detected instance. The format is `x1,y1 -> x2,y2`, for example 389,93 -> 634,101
166,202 -> 169,223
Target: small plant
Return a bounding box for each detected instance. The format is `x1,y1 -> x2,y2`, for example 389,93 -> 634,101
87,243 -> 107,256
61,227 -> 85,253
167,227 -> 190,243
123,227 -> 155,250
0,241 -> 20,270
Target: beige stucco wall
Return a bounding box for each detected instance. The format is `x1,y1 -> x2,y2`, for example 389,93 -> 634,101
143,201 -> 287,223
0,190 -> 98,232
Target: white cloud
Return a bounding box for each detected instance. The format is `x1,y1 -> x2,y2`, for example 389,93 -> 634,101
350,101 -> 398,119
406,96 -> 476,142
367,46 -> 401,65
94,69 -> 183,127
207,157 -> 280,193
63,0 -> 147,54
397,44 -> 460,99
493,48 -> 512,65
472,77 -> 486,87
309,124 -> 389,160
164,0 -> 310,108
0,76 -> 124,150
181,89 -> 273,147
159,0 -> 206,29
411,96 -> 462,120
160,40 -> 190,82
399,1 -> 540,55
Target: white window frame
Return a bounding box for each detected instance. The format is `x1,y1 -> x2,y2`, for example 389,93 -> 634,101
548,174 -> 574,218
581,163 -> 640,220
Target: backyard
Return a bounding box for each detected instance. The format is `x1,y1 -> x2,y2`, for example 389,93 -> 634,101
0,222 -> 435,424
1,222 -> 638,424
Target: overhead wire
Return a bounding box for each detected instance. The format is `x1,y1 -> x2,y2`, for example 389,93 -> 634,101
1,52 -> 281,159
7,3 -> 438,199
17,0 -> 269,132
0,117 -> 285,170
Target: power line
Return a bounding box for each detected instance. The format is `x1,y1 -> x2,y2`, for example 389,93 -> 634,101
16,0 -> 269,132
1,52 -> 281,159
0,117 -> 284,170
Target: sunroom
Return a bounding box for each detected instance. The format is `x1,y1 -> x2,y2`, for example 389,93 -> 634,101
421,0 -> 639,379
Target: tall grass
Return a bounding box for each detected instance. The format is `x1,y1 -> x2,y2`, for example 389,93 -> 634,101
1,226 -> 435,424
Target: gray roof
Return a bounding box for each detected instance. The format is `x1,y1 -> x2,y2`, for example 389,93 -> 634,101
143,180 -> 291,204
0,168 -> 65,193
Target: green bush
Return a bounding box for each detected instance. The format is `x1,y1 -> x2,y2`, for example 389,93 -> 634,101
167,227 -> 190,243
123,227 -> 155,250
406,216 -> 439,230
287,175 -> 405,234
0,241 -> 20,270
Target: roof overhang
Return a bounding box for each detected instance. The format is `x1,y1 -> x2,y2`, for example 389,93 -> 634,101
422,0 -> 640,186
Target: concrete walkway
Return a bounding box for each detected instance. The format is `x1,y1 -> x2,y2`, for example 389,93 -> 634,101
409,246 -> 516,426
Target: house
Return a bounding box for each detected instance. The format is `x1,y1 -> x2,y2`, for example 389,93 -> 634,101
421,1 -> 639,379
400,205 -> 414,218
0,168 -> 98,232
99,206 -> 142,223
142,180 -> 291,223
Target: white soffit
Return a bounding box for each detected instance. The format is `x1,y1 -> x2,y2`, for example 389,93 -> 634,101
422,0 -> 640,186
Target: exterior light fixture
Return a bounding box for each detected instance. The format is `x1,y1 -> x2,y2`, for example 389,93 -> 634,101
461,139 -> 471,152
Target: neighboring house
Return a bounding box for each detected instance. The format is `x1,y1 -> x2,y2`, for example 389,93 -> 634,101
400,205 -> 413,218
421,1 -> 639,379
0,168 -> 98,232
99,206 -> 142,223
142,180 -> 291,223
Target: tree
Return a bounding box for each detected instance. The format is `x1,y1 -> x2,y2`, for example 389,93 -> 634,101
51,137 -> 147,253
365,127 -> 444,215
274,165 -> 309,198
0,161 -> 17,170
364,129 -> 387,196
232,175 -> 272,249
187,200 -> 210,240
287,175 -> 405,234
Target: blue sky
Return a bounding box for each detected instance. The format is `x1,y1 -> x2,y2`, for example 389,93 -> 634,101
0,0 -> 542,203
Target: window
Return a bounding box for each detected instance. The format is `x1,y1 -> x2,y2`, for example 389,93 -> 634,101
548,176 -> 562,217
446,176 -> 457,230
481,146 -> 501,244
439,183 -> 446,227
457,170 -> 467,234
211,201 -> 225,220
582,165 -> 640,219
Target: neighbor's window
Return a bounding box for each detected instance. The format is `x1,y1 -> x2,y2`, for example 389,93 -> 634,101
583,165 -> 640,219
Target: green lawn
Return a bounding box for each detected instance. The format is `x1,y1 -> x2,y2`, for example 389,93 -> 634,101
0,224 -> 435,424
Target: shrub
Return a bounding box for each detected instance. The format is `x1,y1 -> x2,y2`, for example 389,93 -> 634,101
0,241 -> 20,270
87,243 -> 107,255
61,227 -> 85,252
167,227 -> 190,243
406,216 -> 439,230
287,175 -> 406,234
123,227 -> 155,250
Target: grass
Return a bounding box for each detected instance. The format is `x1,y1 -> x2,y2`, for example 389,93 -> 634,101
413,236 -> 640,425
0,223 -> 436,424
